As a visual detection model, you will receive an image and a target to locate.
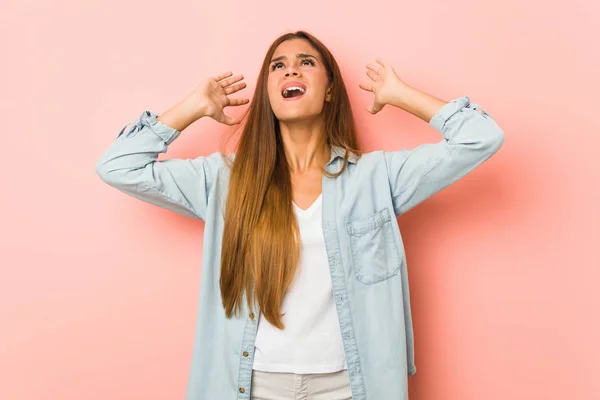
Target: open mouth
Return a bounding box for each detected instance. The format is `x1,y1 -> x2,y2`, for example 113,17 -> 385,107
282,86 -> 306,99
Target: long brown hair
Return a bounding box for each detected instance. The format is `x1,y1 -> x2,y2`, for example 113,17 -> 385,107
220,31 -> 362,329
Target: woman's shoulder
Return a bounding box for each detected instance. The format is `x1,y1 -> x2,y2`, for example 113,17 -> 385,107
353,149 -> 387,167
202,151 -> 235,166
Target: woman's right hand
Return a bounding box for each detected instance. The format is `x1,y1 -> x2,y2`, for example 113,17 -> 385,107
186,72 -> 250,125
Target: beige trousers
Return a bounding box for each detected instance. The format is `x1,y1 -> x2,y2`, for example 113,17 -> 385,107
250,369 -> 353,400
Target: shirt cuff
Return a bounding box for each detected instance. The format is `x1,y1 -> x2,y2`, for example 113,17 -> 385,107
428,95 -> 470,131
117,109 -> 182,145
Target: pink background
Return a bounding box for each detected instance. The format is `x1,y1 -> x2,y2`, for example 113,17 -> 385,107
2,0 -> 599,399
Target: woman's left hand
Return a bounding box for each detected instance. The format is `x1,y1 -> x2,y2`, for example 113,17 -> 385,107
359,59 -> 409,114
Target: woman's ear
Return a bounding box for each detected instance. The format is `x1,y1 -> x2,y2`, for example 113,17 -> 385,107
325,86 -> 333,102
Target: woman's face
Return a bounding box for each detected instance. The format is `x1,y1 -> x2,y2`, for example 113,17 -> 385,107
267,38 -> 332,123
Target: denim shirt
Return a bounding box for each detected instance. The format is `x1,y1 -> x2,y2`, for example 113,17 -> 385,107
96,95 -> 504,400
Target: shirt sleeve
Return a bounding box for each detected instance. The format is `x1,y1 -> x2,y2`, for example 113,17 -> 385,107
95,109 -> 226,221
383,95 -> 505,217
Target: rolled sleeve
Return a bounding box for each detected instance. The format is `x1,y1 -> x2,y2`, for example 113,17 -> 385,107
96,110 -> 226,221
384,95 -> 504,216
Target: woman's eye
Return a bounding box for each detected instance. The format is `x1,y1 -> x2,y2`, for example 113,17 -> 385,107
271,59 -> 315,71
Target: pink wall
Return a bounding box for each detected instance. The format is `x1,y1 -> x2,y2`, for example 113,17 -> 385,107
2,0 -> 599,399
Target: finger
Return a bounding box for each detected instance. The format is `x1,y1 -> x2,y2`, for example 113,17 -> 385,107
366,100 -> 383,114
366,63 -> 382,75
228,97 -> 250,106
220,74 -> 244,87
375,58 -> 387,68
221,113 -> 234,125
212,71 -> 233,81
358,82 -> 373,92
224,82 -> 247,95
366,70 -> 379,82
222,113 -> 243,125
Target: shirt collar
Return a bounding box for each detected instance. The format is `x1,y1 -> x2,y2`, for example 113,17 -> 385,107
328,144 -> 359,166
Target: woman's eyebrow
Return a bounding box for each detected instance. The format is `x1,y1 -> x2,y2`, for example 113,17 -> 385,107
270,53 -> 317,63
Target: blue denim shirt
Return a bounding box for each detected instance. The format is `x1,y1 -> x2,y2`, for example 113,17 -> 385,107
96,95 -> 504,400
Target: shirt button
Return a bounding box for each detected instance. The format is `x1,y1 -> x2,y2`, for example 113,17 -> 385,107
243,351 -> 249,357
249,312 -> 255,320
239,387 -> 245,393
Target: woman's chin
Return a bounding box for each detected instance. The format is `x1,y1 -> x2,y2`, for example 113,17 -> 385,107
273,107 -> 324,124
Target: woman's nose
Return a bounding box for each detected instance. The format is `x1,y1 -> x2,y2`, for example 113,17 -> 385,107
285,67 -> 299,77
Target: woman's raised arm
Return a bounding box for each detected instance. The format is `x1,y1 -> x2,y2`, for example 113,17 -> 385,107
95,72 -> 249,221
359,59 -> 504,216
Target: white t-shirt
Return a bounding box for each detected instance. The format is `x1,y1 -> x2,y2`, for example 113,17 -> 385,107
252,193 -> 348,373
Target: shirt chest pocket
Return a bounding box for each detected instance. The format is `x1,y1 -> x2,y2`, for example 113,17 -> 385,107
345,208 -> 402,285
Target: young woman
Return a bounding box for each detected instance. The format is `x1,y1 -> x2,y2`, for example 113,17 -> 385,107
96,31 -> 504,400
